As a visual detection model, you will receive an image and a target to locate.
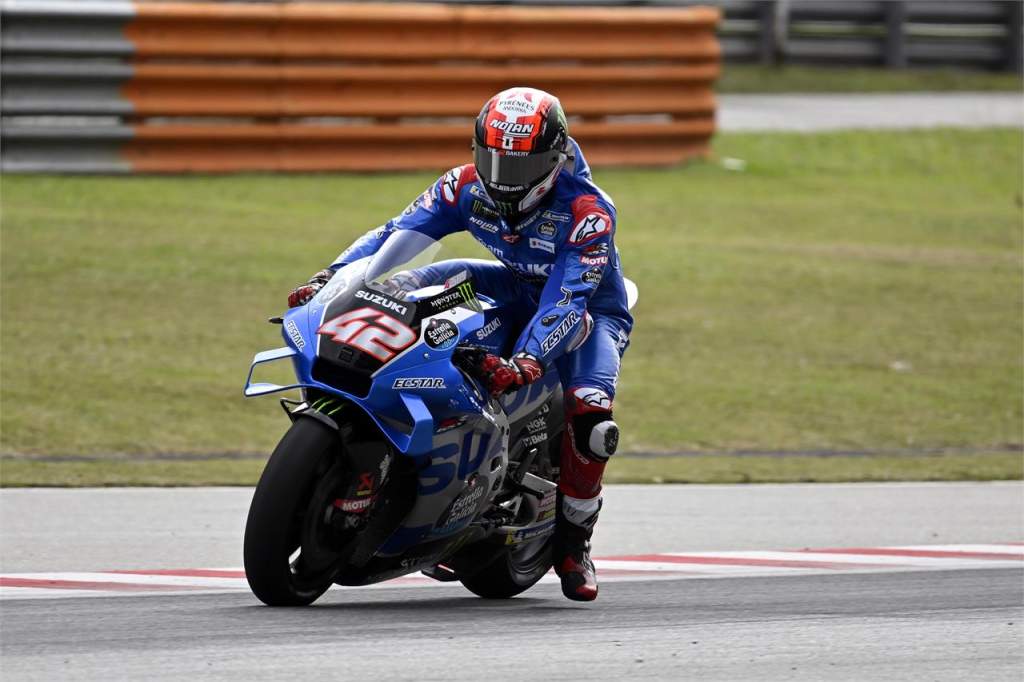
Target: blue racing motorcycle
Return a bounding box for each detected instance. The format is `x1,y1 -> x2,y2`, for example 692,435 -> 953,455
243,231 -> 563,605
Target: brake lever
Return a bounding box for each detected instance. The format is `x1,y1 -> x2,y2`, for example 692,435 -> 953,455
451,344 -> 490,380
451,344 -> 495,406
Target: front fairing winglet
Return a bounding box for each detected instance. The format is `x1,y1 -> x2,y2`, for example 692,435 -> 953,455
396,392 -> 434,454
244,345 -> 441,456
243,346 -> 301,397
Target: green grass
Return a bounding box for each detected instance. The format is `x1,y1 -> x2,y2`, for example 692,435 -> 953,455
717,64 -> 1023,93
603,452 -> 1024,485
0,458 -> 265,487
2,128 -> 1022,485
2,452 -> 1018,487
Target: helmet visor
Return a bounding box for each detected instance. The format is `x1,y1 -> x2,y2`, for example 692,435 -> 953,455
474,145 -> 563,191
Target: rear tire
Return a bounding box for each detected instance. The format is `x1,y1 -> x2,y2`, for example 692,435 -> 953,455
243,417 -> 346,606
460,425 -> 563,599
458,536 -> 553,599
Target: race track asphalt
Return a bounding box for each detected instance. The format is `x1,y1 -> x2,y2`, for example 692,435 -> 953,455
1,482 -> 1021,680
718,93 -> 1024,131
2,569 -> 1021,681
3,482 -> 1021,572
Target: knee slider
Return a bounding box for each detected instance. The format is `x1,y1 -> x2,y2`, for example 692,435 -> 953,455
571,410 -> 619,462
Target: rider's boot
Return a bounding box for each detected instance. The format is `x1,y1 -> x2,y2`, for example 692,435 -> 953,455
553,386 -> 617,602
552,490 -> 600,601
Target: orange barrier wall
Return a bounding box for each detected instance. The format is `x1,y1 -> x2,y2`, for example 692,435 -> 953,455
125,2 -> 719,173
4,2 -> 720,173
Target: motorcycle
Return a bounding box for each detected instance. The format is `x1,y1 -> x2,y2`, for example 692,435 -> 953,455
242,230 -> 567,606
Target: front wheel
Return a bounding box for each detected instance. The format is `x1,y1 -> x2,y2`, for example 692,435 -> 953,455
243,417 -> 348,606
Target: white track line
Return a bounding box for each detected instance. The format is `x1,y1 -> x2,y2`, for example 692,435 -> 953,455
2,543 -> 1019,600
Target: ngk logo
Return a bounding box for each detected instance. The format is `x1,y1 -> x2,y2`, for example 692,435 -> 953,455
489,120 -> 534,137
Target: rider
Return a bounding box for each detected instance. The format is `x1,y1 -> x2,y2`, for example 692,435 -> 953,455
287,87 -> 632,602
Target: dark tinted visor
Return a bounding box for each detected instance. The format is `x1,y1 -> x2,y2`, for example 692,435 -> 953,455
474,146 -> 561,190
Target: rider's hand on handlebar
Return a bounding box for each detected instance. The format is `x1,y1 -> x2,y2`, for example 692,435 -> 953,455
477,352 -> 544,397
287,269 -> 335,308
378,271 -> 424,300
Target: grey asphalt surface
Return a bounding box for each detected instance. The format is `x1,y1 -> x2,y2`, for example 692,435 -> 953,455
2,569 -> 1021,681
2,482 -> 1020,572
2,483 -> 1022,680
718,93 -> 1023,131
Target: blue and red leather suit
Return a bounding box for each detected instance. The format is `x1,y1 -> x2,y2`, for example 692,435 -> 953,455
329,139 -> 632,519
332,138 -> 631,392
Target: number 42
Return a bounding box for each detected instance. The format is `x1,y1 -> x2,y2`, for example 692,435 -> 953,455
317,307 -> 416,362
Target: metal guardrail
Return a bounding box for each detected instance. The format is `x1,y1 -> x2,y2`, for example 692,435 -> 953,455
369,0 -> 1023,71
0,1 -> 721,173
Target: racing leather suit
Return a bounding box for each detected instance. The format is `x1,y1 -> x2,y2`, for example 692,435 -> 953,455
326,138 -> 633,570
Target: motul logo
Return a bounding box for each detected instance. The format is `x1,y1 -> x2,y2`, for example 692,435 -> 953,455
489,120 -> 534,137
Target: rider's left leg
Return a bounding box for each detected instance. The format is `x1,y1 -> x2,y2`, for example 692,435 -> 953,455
551,315 -> 629,602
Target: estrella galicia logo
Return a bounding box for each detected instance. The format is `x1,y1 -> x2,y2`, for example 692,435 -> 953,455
424,318 -> 459,350
536,221 -> 557,238
540,314 -> 558,326
581,267 -> 603,286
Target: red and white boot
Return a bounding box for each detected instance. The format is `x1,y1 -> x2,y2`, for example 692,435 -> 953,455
553,490 -> 601,602
553,386 -> 617,602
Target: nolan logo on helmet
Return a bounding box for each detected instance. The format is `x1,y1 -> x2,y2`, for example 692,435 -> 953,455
489,120 -> 535,138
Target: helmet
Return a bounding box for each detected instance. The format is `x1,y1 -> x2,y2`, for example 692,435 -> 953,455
473,87 -> 570,222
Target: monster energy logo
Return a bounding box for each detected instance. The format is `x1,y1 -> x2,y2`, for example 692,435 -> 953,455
309,397 -> 344,417
455,282 -> 483,313
555,105 -> 569,137
424,281 -> 482,314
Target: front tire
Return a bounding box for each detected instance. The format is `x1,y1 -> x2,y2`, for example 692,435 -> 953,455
243,417 -> 346,606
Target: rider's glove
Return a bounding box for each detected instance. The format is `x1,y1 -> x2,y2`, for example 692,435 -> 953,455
287,269 -> 334,308
379,271 -> 424,300
478,352 -> 544,397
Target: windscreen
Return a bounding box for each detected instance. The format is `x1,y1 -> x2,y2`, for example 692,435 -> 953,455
364,230 -> 443,290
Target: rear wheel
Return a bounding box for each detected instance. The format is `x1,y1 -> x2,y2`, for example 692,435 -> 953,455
243,417 -> 351,606
458,535 -> 553,599
459,428 -> 562,599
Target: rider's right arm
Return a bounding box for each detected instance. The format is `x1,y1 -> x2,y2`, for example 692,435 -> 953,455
328,168 -> 469,271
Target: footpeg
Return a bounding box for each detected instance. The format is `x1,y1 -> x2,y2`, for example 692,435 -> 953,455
421,564 -> 459,582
